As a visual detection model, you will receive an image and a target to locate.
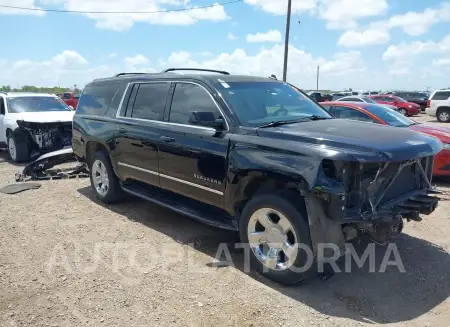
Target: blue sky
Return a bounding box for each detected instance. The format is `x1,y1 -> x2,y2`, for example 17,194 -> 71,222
1,0 -> 450,91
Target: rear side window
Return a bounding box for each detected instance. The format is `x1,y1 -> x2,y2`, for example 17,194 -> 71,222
130,83 -> 170,121
331,106 -> 375,122
77,83 -> 121,116
431,91 -> 450,100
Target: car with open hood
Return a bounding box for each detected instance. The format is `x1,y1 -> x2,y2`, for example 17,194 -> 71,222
0,92 -> 74,162
72,69 -> 442,284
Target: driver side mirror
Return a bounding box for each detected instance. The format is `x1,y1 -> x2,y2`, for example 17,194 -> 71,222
190,111 -> 226,131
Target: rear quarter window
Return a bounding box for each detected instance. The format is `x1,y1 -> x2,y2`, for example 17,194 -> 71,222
431,91 -> 450,101
76,83 -> 122,116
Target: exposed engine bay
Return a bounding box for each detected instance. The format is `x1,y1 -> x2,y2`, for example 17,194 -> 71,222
16,121 -> 72,156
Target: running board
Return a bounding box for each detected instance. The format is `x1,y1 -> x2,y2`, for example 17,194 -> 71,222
121,181 -> 237,231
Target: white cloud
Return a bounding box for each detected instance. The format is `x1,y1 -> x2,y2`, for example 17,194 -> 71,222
124,54 -> 149,67
317,0 -> 388,30
246,29 -> 282,43
244,0 -> 317,15
433,58 -> 450,67
244,0 -> 387,30
38,0 -> 229,30
0,0 -> 45,15
338,27 -> 390,47
227,33 -> 238,40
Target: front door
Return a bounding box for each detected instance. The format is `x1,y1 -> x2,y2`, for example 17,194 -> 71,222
113,82 -> 171,187
0,97 -> 6,144
158,82 -> 230,208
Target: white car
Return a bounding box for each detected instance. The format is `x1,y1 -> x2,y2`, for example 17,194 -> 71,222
425,89 -> 450,122
336,96 -> 398,110
0,92 -> 75,162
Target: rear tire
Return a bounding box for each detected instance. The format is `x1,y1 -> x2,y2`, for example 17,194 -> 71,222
89,151 -> 124,203
437,108 -> 450,122
7,133 -> 29,163
239,193 -> 315,285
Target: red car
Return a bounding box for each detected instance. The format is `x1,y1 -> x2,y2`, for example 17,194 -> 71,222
321,101 -> 450,176
57,92 -> 79,109
370,94 -> 420,116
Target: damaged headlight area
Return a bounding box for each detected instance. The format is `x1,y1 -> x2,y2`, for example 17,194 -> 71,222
16,120 -> 72,154
312,157 -> 439,243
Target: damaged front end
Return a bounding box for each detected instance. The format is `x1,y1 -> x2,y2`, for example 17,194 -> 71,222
16,120 -> 72,157
308,156 -> 440,247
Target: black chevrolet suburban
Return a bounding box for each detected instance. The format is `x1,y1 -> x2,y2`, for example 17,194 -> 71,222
73,69 -> 442,284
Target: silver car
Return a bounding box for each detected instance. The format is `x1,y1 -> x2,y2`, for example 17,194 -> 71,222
336,96 -> 399,111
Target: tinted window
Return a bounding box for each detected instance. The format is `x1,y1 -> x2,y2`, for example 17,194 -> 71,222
169,83 -> 221,125
361,97 -> 376,103
131,83 -> 170,121
217,82 -> 332,126
77,83 -> 120,116
340,97 -> 362,102
432,91 -> 450,100
0,97 -> 5,115
7,96 -> 70,113
63,93 -> 71,99
331,106 -> 374,122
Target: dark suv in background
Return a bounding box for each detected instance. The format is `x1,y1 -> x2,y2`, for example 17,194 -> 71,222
392,92 -> 429,111
72,68 -> 441,284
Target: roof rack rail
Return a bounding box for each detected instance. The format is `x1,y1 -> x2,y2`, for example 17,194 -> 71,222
162,68 -> 230,75
114,73 -> 150,77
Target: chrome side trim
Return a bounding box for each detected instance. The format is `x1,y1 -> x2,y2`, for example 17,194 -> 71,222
118,162 -> 224,195
118,162 -> 158,176
159,173 -> 224,195
115,80 -> 230,131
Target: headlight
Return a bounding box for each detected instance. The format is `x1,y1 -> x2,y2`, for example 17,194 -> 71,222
408,105 -> 412,108
444,143 -> 450,150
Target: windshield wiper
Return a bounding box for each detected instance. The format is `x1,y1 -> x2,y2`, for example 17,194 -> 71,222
258,116 -> 331,128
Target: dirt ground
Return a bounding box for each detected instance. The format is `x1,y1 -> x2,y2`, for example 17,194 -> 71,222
0,114 -> 449,327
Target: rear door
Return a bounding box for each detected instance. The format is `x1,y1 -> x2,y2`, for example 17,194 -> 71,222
157,81 -> 230,208
114,82 -> 171,187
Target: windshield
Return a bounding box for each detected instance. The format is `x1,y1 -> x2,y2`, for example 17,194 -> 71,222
216,81 -> 332,126
363,104 -> 416,127
7,96 -> 70,113
361,97 -> 376,103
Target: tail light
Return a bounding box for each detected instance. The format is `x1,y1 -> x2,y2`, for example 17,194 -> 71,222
427,99 -> 431,107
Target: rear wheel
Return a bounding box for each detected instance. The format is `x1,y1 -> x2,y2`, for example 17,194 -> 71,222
399,108 -> 407,116
437,108 -> 450,122
90,151 -> 124,203
239,193 -> 315,285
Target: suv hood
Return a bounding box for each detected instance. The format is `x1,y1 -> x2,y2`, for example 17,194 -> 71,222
256,119 -> 443,162
11,111 -> 74,123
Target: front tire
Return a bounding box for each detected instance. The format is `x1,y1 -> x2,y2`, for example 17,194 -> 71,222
239,193 -> 315,285
7,134 -> 29,163
399,108 -> 407,116
89,151 -> 123,203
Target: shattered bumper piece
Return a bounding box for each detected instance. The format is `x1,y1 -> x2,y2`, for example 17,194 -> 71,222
15,147 -> 88,181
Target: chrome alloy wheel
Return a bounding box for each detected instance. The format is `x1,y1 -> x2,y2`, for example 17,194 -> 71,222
8,137 -> 17,161
439,111 -> 450,122
92,159 -> 110,196
247,208 -> 298,271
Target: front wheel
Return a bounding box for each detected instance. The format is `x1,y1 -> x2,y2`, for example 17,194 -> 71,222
7,134 -> 29,163
399,108 -> 407,116
239,193 -> 315,285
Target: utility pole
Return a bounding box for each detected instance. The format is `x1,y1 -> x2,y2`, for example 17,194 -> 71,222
282,0 -> 292,82
316,66 -> 320,91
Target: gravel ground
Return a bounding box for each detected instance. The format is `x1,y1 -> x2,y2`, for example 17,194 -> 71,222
0,114 -> 449,327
